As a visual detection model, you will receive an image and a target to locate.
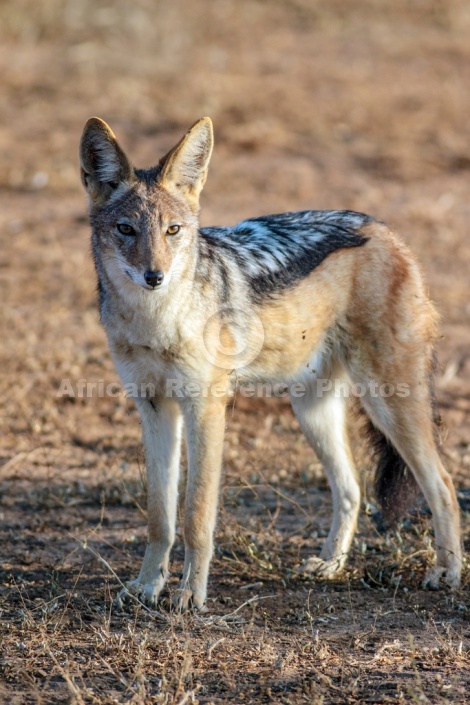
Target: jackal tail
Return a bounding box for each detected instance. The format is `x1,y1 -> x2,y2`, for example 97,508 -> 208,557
365,419 -> 418,525
363,361 -> 443,526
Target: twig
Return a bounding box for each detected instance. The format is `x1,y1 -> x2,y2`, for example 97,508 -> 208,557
68,532 -> 170,623
208,637 -> 226,659
176,684 -> 201,705
197,594 -> 272,626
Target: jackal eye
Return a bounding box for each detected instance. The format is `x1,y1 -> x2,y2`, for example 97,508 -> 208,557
166,224 -> 180,236
117,223 -> 136,236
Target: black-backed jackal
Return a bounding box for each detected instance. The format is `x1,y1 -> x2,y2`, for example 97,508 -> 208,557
80,117 -> 462,610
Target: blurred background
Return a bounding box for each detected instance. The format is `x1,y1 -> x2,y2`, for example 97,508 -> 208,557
1,3 -> 469,701
2,0 -> 470,219
2,0 -> 470,456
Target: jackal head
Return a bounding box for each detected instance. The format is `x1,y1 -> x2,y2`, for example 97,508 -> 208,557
79,117 -> 213,291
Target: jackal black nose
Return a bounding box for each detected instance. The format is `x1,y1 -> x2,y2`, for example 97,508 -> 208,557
144,270 -> 164,288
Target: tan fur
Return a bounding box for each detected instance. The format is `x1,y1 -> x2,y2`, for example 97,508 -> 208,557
80,117 -> 462,611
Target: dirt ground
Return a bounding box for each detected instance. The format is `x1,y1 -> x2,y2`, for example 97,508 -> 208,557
0,1 -> 469,703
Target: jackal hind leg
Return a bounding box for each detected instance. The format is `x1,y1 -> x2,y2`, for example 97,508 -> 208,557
118,397 -> 183,608
360,385 -> 462,588
291,372 -> 360,578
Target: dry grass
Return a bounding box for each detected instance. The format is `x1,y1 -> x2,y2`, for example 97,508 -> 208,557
1,469 -> 469,703
1,1 -> 469,703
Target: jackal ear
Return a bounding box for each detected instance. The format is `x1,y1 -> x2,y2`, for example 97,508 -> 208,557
159,117 -> 213,211
79,117 -> 133,202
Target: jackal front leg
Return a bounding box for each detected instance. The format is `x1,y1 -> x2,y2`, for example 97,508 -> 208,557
174,396 -> 227,611
118,397 -> 182,608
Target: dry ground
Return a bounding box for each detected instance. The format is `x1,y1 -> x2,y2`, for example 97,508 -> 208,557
0,1 -> 469,703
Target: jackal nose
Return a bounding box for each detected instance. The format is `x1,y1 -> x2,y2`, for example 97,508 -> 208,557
144,270 -> 164,288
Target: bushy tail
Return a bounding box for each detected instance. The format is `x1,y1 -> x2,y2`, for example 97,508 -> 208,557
365,420 -> 418,526
364,353 -> 442,527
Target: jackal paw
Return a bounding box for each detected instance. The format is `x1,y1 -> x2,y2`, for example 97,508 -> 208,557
299,556 -> 345,580
423,564 -> 461,589
171,586 -> 207,612
116,576 -> 166,609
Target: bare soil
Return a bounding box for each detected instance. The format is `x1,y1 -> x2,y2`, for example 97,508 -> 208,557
0,1 -> 469,703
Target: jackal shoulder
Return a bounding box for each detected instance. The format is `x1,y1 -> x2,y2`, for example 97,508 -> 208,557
198,209 -> 374,301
